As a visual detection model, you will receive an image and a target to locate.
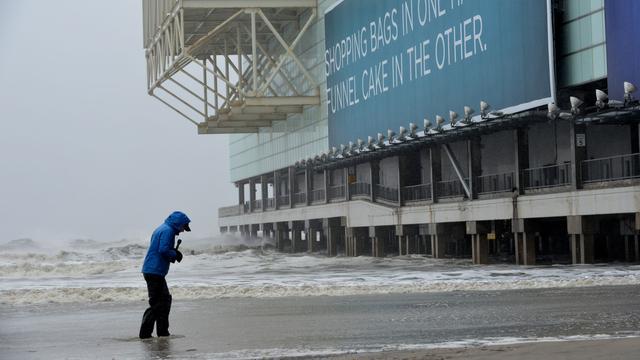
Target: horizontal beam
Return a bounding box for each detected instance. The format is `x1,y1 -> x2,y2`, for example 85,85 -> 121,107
208,120 -> 272,127
186,45 -> 263,56
184,30 -> 279,37
198,124 -> 259,134
184,0 -> 316,8
230,105 -> 304,115
243,96 -> 320,107
273,105 -> 304,113
216,113 -> 286,121
184,18 -> 300,23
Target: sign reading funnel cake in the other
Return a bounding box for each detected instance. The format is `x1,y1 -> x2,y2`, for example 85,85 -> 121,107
324,0 -> 556,147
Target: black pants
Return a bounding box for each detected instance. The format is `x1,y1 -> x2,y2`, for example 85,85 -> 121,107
139,274 -> 172,338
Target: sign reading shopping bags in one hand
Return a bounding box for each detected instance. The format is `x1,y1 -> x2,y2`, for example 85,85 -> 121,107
325,0 -> 556,147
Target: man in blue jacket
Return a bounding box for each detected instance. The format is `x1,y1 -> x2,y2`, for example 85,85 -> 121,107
139,211 -> 191,339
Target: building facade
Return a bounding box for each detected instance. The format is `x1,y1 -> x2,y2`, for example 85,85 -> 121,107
143,0 -> 640,265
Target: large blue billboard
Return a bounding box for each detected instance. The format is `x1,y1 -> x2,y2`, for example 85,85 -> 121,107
605,0 -> 640,101
325,0 -> 555,147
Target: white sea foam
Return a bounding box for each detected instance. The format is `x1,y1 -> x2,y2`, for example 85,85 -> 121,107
2,238 -> 640,305
3,271 -> 640,305
0,260 -> 130,277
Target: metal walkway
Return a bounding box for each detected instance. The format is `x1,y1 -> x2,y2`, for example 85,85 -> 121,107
143,0 -> 320,133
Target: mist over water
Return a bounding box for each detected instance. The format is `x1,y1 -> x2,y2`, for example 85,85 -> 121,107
2,235 -> 640,306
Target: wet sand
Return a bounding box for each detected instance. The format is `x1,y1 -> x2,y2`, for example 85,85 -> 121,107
329,337 -> 640,360
2,285 -> 640,359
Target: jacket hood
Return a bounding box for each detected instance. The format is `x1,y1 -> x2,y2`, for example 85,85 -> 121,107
165,211 -> 191,231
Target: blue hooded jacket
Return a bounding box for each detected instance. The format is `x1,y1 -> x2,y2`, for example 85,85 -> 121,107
142,211 -> 191,277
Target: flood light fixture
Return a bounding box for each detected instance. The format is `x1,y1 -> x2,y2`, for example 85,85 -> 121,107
449,110 -> 458,127
463,106 -> 474,124
595,89 -> 608,110
547,102 -> 559,120
346,141 -> 355,156
409,122 -> 418,137
480,101 -> 490,118
367,135 -> 375,149
423,118 -> 432,134
435,115 -> 445,131
398,126 -> 407,141
624,81 -> 637,103
570,96 -> 583,115
387,129 -> 395,142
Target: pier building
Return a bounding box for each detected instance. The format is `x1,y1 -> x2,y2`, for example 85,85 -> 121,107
143,0 -> 640,264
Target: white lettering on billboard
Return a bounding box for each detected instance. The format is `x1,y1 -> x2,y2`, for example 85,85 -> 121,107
326,0 -> 487,115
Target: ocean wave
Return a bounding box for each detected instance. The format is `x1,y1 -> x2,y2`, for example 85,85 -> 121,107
0,243 -> 267,262
0,244 -> 273,279
3,274 -> 640,305
185,245 -> 277,257
4,238 -> 40,250
67,239 -> 101,248
0,244 -> 146,263
0,260 -> 131,277
103,244 -> 147,259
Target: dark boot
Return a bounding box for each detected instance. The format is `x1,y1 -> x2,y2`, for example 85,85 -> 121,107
156,294 -> 172,336
139,307 -> 154,339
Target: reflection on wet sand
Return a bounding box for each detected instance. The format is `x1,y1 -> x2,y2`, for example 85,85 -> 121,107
141,336 -> 176,359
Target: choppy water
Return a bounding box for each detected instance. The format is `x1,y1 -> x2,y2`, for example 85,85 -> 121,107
2,236 -> 640,305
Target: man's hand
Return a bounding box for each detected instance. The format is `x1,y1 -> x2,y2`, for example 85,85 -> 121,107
175,250 -> 183,263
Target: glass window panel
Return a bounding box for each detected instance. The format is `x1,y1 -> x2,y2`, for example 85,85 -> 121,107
593,44 -> 607,79
580,52 -> 588,84
570,53 -> 582,85
591,12 -> 604,44
579,16 -> 591,50
590,0 -> 604,12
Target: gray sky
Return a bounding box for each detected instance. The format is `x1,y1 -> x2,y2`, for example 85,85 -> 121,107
0,0 -> 236,243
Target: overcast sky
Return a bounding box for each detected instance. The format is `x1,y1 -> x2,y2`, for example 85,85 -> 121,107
0,1 -> 237,243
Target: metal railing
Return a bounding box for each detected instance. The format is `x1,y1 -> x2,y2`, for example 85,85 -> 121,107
251,199 -> 262,211
401,183 -> 432,202
309,189 -> 325,203
218,205 -> 241,218
221,155 -> 640,216
477,172 -> 514,194
582,153 -> 640,183
277,195 -> 290,207
142,0 -> 179,48
263,198 -> 276,210
349,182 -> 371,197
222,155 -> 640,216
437,179 -> 468,198
523,163 -> 571,189
374,184 -> 399,202
310,189 -> 326,203
292,192 -> 307,205
327,184 -> 346,200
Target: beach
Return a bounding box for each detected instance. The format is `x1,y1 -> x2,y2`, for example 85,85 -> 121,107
2,240 -> 640,359
2,285 -> 640,359
329,337 -> 640,360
